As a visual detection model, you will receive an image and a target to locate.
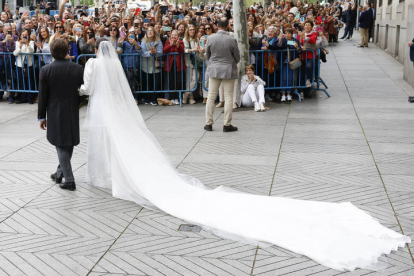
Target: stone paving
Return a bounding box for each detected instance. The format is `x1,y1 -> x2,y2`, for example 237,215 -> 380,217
0,32 -> 414,276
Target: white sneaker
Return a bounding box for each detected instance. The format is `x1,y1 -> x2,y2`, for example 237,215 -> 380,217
259,103 -> 265,111
300,92 -> 304,101
287,94 -> 292,101
306,79 -> 312,87
254,102 -> 261,112
281,95 -> 286,102
174,99 -> 180,105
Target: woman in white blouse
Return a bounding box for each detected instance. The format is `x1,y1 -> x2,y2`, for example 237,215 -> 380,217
13,30 -> 35,104
240,64 -> 266,112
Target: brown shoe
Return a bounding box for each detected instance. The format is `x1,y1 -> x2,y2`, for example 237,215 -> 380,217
202,98 -> 207,104
223,125 -> 238,132
204,124 -> 212,131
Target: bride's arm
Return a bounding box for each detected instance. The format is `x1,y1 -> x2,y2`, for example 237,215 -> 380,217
79,58 -> 95,96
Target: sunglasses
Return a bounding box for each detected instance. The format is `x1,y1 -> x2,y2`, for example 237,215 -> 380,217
56,26 -> 63,29
109,28 -> 117,31
205,28 -> 211,30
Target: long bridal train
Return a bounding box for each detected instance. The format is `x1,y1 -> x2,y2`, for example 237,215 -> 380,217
80,42 -> 411,272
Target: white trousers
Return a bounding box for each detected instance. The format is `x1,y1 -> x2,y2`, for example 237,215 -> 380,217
242,84 -> 265,107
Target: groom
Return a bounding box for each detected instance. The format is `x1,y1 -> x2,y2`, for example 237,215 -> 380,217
38,38 -> 84,191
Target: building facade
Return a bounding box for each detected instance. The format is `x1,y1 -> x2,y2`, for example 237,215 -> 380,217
375,0 -> 414,87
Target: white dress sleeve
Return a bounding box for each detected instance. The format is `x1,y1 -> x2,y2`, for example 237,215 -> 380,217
79,58 -> 95,96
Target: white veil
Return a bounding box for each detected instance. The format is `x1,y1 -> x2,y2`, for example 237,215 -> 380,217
84,42 -> 411,272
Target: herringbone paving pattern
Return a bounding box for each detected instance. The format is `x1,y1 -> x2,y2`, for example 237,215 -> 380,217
1,32 -> 414,275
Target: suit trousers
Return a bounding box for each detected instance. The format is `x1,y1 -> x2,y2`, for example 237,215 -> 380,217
56,146 -> 75,183
206,78 -> 235,126
360,28 -> 369,46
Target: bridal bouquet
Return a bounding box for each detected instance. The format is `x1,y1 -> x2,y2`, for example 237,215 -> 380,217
79,96 -> 89,109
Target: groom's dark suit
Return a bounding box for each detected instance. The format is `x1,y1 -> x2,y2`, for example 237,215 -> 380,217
38,59 -> 83,186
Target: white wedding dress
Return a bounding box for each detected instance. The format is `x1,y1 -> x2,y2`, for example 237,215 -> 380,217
80,42 -> 411,272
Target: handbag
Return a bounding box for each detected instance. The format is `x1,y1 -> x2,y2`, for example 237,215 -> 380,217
157,98 -> 173,106
287,47 -> 302,70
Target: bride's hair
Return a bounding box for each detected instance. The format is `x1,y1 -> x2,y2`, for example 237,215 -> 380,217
95,37 -> 109,50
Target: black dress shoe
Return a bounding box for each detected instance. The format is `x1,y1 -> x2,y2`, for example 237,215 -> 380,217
223,125 -> 238,132
28,99 -> 34,104
408,96 -> 414,99
15,99 -> 27,104
409,98 -> 414,103
59,182 -> 76,191
204,124 -> 212,131
50,173 -> 63,184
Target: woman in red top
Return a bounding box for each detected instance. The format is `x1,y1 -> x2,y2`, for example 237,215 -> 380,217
297,21 -> 317,89
163,30 -> 186,103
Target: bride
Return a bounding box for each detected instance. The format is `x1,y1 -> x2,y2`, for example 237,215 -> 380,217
80,40 -> 411,272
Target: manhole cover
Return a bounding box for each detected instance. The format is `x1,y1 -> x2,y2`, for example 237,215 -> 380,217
178,224 -> 202,233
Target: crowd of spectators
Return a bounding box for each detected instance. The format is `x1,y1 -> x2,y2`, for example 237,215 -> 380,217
0,0 -> 361,108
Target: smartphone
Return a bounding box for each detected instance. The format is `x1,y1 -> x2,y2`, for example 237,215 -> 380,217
57,17 -> 61,22
89,33 -> 94,39
142,10 -> 149,17
196,12 -> 203,16
75,27 -> 82,32
95,7 -> 98,15
37,4 -> 40,9
200,40 -> 204,47
143,18 -> 151,23
94,17 -> 99,23
200,5 -> 204,10
130,34 -> 135,39
300,17 -> 305,22
134,22 -> 139,28
123,23 -> 128,29
160,6 -> 168,15
173,15 -> 178,20
23,36 -> 28,39
287,40 -> 296,46
60,31 -> 64,34
31,29 -> 36,36
295,13 -> 300,19
76,5 -> 81,9
162,26 -> 171,32
317,26 -> 323,33
7,30 -> 12,35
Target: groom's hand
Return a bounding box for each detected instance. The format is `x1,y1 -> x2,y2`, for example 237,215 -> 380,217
39,120 -> 47,130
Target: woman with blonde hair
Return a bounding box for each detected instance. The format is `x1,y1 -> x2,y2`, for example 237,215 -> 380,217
183,24 -> 199,104
141,26 -> 163,106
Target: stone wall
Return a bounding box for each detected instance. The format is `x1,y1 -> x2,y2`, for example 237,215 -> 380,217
404,4 -> 414,88
375,0 -> 414,88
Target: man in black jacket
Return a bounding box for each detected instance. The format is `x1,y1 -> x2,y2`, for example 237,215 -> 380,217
38,38 -> 84,191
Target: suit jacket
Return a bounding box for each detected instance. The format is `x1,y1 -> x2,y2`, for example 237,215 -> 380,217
410,39 -> 414,62
359,10 -> 373,29
38,59 -> 84,147
206,31 -> 240,79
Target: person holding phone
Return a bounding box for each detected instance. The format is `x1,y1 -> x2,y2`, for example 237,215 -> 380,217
107,27 -> 123,55
78,27 -> 95,56
140,26 -> 163,106
13,30 -> 35,104
162,30 -> 186,104
277,28 -> 302,102
183,24 -> 199,104
63,33 -> 78,61
0,25 -> 18,102
119,32 -> 141,101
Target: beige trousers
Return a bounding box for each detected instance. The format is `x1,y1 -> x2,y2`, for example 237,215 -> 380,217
206,78 -> 235,126
360,28 -> 369,46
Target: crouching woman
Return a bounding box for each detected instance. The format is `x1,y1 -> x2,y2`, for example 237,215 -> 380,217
240,65 -> 266,112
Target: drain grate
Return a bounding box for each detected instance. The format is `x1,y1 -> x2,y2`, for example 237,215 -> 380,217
178,224 -> 202,233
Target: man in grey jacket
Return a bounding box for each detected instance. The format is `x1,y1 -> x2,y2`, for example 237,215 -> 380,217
204,18 -> 240,132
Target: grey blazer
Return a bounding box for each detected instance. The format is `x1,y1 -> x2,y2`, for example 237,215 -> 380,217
206,31 -> 240,79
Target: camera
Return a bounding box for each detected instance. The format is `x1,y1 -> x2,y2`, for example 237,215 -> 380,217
89,33 -> 94,39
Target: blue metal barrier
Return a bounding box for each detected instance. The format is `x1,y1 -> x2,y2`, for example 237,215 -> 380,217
76,52 -> 198,106
202,48 -> 329,102
1,52 -> 52,93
